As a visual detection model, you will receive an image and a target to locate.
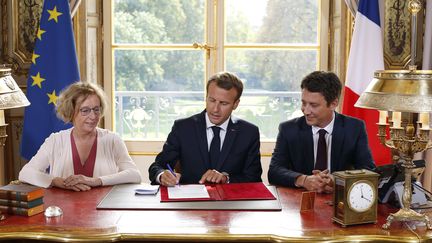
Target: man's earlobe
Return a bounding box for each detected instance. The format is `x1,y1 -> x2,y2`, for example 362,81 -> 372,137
233,99 -> 240,109
330,98 -> 339,109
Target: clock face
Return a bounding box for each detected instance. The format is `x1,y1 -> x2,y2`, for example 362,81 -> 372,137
347,180 -> 375,213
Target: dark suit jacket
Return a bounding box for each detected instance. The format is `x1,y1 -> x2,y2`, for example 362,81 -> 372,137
268,112 -> 375,187
149,110 -> 262,184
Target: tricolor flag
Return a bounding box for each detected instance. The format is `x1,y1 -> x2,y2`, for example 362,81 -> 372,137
342,0 -> 391,166
21,0 -> 80,160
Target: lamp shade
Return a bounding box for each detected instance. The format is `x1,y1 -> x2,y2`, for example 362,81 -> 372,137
354,70 -> 432,113
0,67 -> 30,109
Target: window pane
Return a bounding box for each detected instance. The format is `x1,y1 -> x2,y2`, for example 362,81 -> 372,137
234,94 -> 302,140
226,0 -> 319,44
114,50 -> 204,91
114,50 -> 205,139
113,0 -> 205,44
226,49 -> 317,139
110,0 -> 323,141
115,92 -> 204,140
226,49 -> 317,91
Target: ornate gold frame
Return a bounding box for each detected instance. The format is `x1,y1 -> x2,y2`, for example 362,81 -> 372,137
383,0 -> 425,69
1,0 -> 43,78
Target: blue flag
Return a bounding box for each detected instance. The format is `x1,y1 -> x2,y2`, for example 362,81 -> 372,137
21,0 -> 80,160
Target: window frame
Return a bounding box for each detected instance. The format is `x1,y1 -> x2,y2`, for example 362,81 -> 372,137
102,0 -> 330,156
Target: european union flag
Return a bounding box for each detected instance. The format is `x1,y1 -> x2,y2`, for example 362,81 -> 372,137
21,0 -> 80,160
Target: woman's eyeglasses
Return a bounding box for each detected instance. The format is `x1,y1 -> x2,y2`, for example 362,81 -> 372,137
79,106 -> 101,116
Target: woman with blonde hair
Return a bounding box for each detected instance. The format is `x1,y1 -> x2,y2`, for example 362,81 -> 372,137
19,81 -> 141,191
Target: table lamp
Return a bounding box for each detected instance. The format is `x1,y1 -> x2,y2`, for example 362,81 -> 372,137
0,65 -> 30,221
0,65 -> 31,145
355,0 -> 432,229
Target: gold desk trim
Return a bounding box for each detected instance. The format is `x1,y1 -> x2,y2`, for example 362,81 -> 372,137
0,232 -> 420,243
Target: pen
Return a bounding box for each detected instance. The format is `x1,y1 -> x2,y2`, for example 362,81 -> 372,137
166,164 -> 176,177
166,164 -> 179,185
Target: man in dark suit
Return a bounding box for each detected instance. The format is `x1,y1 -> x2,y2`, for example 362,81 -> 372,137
149,72 -> 262,186
268,71 -> 375,193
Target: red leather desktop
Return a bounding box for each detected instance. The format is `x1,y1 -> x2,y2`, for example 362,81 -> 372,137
0,186 -> 428,242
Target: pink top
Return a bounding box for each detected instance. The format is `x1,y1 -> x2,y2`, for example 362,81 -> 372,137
70,132 -> 97,177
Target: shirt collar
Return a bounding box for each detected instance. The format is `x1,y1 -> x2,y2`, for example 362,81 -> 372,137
205,112 -> 229,131
311,112 -> 335,135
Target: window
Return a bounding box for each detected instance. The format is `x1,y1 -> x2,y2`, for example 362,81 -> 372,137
104,0 -> 328,144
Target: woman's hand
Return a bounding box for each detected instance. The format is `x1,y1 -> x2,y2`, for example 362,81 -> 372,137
64,174 -> 102,188
51,177 -> 92,191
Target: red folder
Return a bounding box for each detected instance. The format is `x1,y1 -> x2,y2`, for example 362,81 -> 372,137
160,182 -> 276,202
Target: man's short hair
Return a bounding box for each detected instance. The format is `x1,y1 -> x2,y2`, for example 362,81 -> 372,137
300,71 -> 342,105
206,71 -> 243,101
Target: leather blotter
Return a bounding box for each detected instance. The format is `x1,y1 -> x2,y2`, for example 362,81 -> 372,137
160,182 -> 276,202
96,184 -> 282,211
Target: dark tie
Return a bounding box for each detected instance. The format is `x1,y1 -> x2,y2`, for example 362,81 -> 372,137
209,126 -> 221,169
314,129 -> 327,171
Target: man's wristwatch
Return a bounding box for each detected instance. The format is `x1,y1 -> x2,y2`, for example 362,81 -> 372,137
221,172 -> 230,183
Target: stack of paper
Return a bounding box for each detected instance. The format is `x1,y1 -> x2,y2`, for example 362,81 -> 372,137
134,184 -> 160,195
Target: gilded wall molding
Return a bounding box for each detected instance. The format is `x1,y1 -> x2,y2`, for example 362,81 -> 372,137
1,0 -> 43,78
15,0 -> 42,63
383,0 -> 425,69
328,0 -> 350,83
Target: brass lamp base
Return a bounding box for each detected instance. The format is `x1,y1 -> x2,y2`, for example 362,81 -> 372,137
383,208 -> 432,229
353,0 -> 432,231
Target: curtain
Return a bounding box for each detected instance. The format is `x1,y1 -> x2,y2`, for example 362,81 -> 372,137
420,0 -> 432,191
345,0 -> 359,17
70,0 -> 81,18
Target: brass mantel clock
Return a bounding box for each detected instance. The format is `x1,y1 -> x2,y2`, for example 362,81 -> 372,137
332,169 -> 379,226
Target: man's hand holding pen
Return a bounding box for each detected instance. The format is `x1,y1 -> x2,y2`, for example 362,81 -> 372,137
160,164 -> 181,187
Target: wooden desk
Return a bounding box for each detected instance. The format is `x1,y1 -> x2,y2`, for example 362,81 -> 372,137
0,186 -> 430,242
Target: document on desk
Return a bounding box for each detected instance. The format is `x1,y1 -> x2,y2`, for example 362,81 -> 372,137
160,182 -> 276,202
168,185 -> 210,199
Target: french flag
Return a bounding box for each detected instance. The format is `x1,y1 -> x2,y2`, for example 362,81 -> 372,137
342,0 -> 391,166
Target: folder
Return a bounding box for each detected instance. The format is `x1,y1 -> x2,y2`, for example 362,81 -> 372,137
160,182 -> 276,202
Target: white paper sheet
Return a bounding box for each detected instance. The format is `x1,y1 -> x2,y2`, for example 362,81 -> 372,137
167,184 -> 210,199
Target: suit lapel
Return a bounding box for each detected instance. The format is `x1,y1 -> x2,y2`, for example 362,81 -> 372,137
300,119 -> 314,173
216,119 -> 237,170
194,111 -> 211,169
331,113 -> 344,171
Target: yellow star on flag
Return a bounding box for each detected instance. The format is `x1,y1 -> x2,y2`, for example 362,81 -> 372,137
47,90 -> 58,105
47,6 -> 63,23
37,27 -> 46,40
31,72 -> 46,88
31,52 -> 40,64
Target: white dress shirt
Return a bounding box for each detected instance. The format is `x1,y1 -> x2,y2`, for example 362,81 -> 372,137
311,112 -> 335,172
205,113 -> 230,151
